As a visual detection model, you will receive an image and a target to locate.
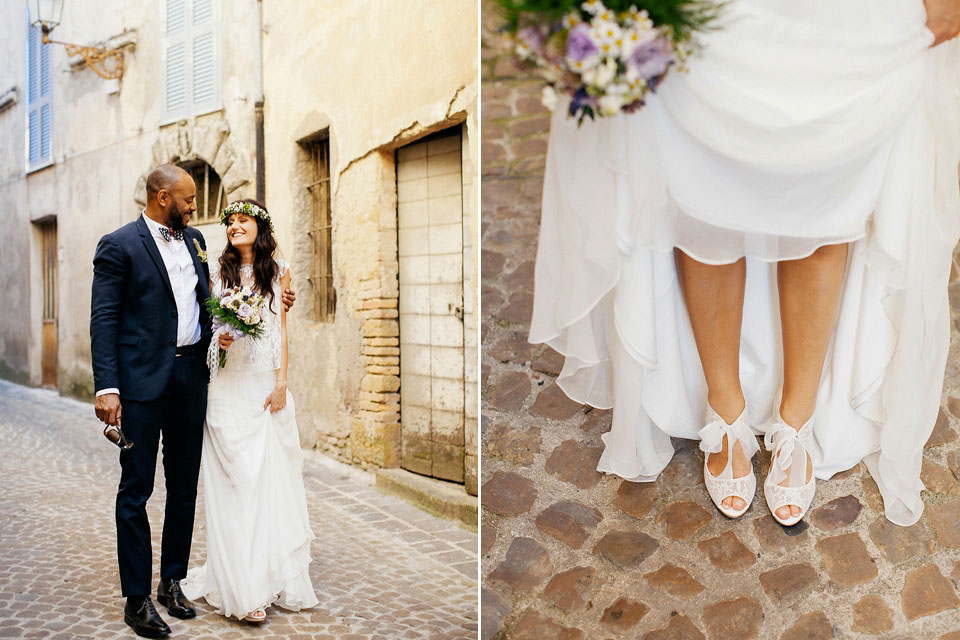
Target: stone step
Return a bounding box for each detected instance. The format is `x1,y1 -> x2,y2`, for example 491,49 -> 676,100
375,467 -> 478,528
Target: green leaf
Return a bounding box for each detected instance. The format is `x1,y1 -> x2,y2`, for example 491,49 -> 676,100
492,0 -> 724,42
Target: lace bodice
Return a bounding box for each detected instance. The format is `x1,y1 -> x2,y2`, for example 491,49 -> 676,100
208,258 -> 287,376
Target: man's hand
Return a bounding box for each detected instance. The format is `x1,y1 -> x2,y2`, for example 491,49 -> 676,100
218,333 -> 235,350
926,0 -> 960,46
282,287 -> 296,312
95,393 -> 122,426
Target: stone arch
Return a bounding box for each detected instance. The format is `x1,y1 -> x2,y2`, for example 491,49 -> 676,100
133,114 -> 253,208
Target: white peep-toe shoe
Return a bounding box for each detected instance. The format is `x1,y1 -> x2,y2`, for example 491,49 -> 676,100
243,607 -> 266,624
763,410 -> 816,527
699,404 -> 759,518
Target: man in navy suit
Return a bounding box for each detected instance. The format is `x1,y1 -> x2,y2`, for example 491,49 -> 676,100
90,165 -> 294,637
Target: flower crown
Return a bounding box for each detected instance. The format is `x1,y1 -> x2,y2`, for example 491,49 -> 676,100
219,201 -> 275,233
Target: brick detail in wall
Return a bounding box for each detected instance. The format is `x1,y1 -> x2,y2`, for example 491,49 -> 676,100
351,297 -> 402,468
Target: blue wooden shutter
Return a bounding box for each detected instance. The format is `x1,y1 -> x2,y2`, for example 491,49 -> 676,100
165,0 -> 188,118
191,0 -> 219,115
39,36 -> 52,161
164,0 -> 219,120
26,20 -> 53,169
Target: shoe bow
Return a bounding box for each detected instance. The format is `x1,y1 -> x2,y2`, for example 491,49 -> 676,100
698,412 -> 759,459
764,421 -> 813,485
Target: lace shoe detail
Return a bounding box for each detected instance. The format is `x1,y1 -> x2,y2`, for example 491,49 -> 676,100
703,463 -> 757,517
764,480 -> 816,526
699,404 -> 758,518
763,398 -> 816,525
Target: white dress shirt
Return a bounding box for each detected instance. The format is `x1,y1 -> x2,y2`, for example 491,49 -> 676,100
96,213 -> 202,398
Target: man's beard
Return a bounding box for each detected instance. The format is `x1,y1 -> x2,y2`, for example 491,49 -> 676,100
164,202 -> 191,230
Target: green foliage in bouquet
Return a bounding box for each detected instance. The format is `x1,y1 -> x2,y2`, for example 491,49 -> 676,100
204,295 -> 266,340
495,0 -> 722,42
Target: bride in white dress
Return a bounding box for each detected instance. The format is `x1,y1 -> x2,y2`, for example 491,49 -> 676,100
530,0 -> 960,526
182,199 -> 319,622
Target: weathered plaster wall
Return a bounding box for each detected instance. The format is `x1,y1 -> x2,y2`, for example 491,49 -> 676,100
262,0 -> 479,481
0,2 -> 32,385
0,1 -> 257,398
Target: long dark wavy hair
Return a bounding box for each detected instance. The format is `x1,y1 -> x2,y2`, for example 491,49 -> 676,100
218,198 -> 278,312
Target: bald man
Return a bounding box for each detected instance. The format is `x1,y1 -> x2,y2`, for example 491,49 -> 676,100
89,164 -> 211,637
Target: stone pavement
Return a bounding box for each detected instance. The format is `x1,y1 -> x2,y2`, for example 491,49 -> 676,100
0,379 -> 477,639
479,5 -> 960,638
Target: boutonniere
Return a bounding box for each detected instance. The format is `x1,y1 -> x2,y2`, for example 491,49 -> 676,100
193,238 -> 208,263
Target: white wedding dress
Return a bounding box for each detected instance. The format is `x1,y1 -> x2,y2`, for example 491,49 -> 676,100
530,0 -> 960,526
182,259 -> 319,618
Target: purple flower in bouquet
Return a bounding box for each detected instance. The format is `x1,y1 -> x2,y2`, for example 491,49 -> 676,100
568,87 -> 596,118
212,320 -> 244,342
517,25 -> 545,55
237,303 -> 254,322
565,23 -> 598,62
627,36 -> 673,82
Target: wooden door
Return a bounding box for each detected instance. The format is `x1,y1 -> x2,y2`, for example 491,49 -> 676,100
40,221 -> 58,388
397,128 -> 465,483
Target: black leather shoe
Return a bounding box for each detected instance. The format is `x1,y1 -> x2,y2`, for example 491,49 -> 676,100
157,578 -> 197,619
124,596 -> 171,638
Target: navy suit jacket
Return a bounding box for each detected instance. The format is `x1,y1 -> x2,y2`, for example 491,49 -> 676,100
90,215 -> 212,402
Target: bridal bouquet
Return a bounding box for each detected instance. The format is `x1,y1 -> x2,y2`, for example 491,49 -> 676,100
205,286 -> 267,367
496,0 -> 721,123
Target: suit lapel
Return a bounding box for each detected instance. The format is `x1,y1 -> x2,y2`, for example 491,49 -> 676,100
137,215 -> 175,302
185,229 -> 210,303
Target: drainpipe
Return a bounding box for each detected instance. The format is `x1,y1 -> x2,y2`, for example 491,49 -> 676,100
254,0 -> 265,202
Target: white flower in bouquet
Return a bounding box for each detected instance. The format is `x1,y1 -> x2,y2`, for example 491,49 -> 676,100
592,19 -> 622,47
541,85 -> 559,111
540,64 -> 564,84
597,40 -> 620,58
580,0 -> 603,16
562,11 -> 581,30
585,57 -> 618,88
628,8 -> 655,31
598,92 -> 626,117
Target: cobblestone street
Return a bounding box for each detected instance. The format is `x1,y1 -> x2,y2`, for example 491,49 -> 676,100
0,380 -> 477,639
479,4 -> 960,638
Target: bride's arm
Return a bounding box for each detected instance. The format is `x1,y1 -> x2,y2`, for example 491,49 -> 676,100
926,0 -> 960,46
265,269 -> 292,412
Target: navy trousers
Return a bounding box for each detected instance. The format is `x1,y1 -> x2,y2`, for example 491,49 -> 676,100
115,351 -> 207,597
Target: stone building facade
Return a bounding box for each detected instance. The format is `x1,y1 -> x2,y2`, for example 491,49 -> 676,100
262,0 -> 479,498
0,1 -> 479,502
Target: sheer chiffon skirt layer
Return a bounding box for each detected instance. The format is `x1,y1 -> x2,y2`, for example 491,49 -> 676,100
181,369 -> 319,619
529,0 -> 960,526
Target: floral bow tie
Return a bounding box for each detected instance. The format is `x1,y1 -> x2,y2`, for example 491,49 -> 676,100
159,227 -> 184,242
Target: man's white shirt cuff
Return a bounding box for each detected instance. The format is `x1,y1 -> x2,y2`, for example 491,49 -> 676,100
96,388 -> 119,397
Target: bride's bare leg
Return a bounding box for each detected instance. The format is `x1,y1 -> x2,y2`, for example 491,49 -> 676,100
675,249 -> 750,510
774,242 -> 848,520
